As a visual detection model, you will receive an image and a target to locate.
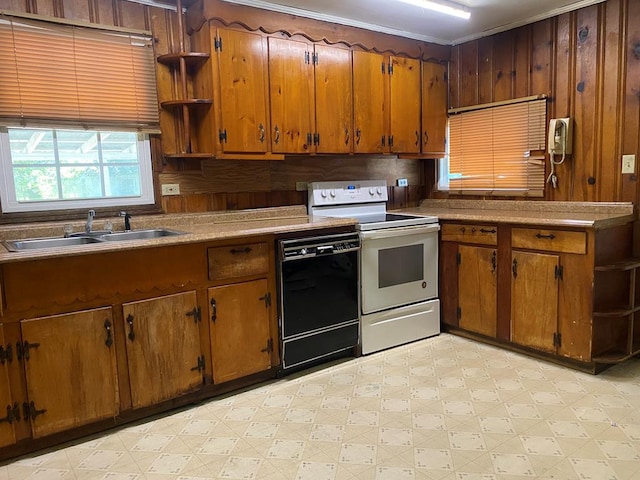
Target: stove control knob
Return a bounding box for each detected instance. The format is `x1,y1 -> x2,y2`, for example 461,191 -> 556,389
330,190 -> 336,197
369,188 -> 375,195
300,248 -> 308,255
376,187 -> 383,195
320,190 -> 327,198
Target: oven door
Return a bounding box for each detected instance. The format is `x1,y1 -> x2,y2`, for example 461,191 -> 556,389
360,223 -> 439,314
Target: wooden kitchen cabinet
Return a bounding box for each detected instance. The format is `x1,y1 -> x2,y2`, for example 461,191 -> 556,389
122,291 -> 203,409
0,324 -> 17,448
208,279 -> 273,383
421,61 -> 447,156
441,223 -> 498,337
212,28 -> 270,153
19,308 -> 119,438
353,50 -> 386,154
352,51 -> 421,154
268,37 -> 315,154
268,37 -> 352,154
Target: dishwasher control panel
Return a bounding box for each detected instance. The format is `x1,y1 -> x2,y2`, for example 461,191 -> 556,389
280,232 -> 360,261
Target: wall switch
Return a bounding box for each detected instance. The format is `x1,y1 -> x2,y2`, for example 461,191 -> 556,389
396,178 -> 408,187
622,154 -> 636,175
161,183 -> 180,195
295,181 -> 308,191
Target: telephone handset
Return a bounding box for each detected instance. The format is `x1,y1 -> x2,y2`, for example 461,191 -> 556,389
548,118 -> 572,155
547,118 -> 572,189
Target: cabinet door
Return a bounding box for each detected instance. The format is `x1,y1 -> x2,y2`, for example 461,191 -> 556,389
511,251 -> 559,353
20,308 -> 119,439
422,61 -> 447,156
353,50 -> 386,153
458,245 -> 497,337
268,37 -> 315,153
0,324 -> 16,448
314,44 -> 352,153
389,56 -> 421,153
215,28 -> 269,153
123,291 -> 202,409
208,280 -> 272,383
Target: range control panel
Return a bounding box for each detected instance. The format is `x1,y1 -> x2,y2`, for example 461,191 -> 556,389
308,180 -> 388,207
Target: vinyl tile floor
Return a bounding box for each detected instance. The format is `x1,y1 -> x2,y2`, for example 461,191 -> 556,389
2,333 -> 640,480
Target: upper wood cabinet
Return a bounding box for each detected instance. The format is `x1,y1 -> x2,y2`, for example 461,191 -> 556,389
268,37 -> 315,154
19,308 -> 119,439
122,291 -> 203,409
212,28 -> 270,153
422,61 -> 447,156
0,324 -> 16,448
353,51 -> 422,154
353,51 -> 386,154
389,56 -> 422,154
268,37 -> 352,154
313,44 -> 353,154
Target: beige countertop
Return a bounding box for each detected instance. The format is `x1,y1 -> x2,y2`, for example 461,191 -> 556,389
0,206 -> 356,264
401,199 -> 636,229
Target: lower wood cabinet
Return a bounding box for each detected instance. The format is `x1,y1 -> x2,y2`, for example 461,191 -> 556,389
208,279 -> 273,383
441,220 -> 630,370
123,291 -> 203,409
510,251 -> 559,353
458,245 -> 497,337
19,308 -> 119,438
0,324 -> 17,448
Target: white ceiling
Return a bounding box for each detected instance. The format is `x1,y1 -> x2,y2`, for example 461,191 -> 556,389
219,0 -> 606,45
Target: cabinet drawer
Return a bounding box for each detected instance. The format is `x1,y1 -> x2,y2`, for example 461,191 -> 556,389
511,228 -> 586,254
208,242 -> 269,280
441,223 -> 497,246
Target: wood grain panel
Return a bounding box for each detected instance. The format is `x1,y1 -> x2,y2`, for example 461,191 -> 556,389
514,28 -> 531,98
531,19 -> 553,97
459,41 -> 479,107
208,242 -> 269,280
449,43 -> 460,109
512,228 -> 586,254
493,30 -> 514,102
477,37 -> 493,104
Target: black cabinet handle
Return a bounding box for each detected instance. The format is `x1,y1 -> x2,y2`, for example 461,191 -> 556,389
536,233 -> 556,240
415,130 -> 420,146
258,123 -> 265,143
480,228 -> 497,234
423,130 -> 429,145
512,259 -> 518,278
355,129 -> 361,145
344,128 -> 349,145
274,126 -> 280,145
230,247 -> 251,254
491,251 -> 497,273
104,319 -> 113,348
210,298 -> 217,322
126,314 -> 135,341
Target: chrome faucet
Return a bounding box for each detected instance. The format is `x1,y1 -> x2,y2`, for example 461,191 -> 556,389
85,209 -> 96,233
120,211 -> 132,232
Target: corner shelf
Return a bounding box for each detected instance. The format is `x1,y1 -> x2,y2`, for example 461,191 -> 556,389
592,257 -> 640,364
158,0 -> 212,162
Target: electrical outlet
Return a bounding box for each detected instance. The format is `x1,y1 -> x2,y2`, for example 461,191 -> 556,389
396,178 -> 408,187
161,183 -> 180,195
295,181 -> 308,192
622,154 -> 636,175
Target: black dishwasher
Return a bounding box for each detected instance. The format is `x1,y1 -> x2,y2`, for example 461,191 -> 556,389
277,232 -> 360,372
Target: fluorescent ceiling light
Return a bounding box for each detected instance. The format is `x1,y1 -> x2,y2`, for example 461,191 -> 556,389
395,0 -> 471,20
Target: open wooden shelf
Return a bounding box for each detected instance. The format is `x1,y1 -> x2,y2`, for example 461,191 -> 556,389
161,99 -> 212,108
157,52 -> 210,67
595,257 -> 640,271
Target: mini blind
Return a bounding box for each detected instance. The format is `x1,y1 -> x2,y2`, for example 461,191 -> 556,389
447,98 -> 547,196
0,14 -> 159,131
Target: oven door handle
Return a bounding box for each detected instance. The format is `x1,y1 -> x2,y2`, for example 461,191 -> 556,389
360,223 -> 440,241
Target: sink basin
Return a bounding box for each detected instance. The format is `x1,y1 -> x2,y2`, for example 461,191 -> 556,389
4,236 -> 104,251
101,229 -> 184,241
3,229 -> 185,251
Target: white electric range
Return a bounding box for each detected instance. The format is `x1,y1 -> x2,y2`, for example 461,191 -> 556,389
308,180 -> 440,354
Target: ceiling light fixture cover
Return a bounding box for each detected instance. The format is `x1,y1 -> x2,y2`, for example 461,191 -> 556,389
396,0 -> 471,20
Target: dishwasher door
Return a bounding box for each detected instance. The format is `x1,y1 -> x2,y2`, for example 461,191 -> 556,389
277,233 -> 360,372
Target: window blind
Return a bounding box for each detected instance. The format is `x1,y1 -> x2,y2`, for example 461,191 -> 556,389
0,14 -> 159,132
447,98 -> 547,196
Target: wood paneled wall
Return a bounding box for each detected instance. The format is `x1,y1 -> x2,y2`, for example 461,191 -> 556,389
448,0 -> 640,205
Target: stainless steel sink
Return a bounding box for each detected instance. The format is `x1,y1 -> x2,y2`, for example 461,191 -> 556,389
101,229 -> 184,241
3,236 -> 104,251
3,229 -> 184,251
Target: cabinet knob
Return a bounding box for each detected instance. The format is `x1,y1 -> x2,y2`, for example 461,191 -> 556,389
423,130 -> 429,145
274,125 -> 280,144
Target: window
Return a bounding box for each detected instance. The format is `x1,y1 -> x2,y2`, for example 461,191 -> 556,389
0,127 -> 154,212
438,97 -> 547,197
0,13 -> 159,213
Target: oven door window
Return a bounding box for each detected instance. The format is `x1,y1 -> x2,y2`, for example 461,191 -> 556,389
378,244 -> 424,288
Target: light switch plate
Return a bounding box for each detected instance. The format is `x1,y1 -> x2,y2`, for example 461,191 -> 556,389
622,154 -> 636,175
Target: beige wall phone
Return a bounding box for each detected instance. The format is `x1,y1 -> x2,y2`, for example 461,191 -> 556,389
547,118 -> 572,188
